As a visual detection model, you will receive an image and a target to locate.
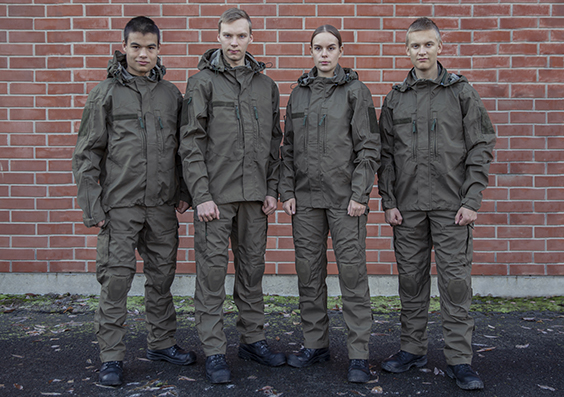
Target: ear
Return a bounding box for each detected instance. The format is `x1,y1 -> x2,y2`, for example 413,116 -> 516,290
338,45 -> 344,58
248,34 -> 253,45
437,41 -> 443,55
122,39 -> 127,51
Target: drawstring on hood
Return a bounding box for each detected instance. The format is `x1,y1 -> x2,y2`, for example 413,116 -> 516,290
393,62 -> 464,93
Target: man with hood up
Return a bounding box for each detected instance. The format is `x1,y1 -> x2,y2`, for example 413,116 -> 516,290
179,8 -> 284,384
72,16 -> 195,387
378,17 -> 496,390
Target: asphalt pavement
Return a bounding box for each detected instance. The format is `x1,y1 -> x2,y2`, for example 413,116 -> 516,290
0,296 -> 563,397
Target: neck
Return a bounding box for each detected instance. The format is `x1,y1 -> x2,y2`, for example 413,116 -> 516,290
415,63 -> 439,80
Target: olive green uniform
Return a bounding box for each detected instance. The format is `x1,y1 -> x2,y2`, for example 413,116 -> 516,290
179,49 -> 282,356
279,65 -> 380,359
72,52 -> 187,362
378,64 -> 496,365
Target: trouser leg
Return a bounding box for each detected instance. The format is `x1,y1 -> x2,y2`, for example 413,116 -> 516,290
138,205 -> 179,351
327,208 -> 371,360
393,211 -> 432,356
430,210 -> 474,365
193,203 -> 235,356
292,208 -> 330,349
95,207 -> 142,363
231,202 -> 267,344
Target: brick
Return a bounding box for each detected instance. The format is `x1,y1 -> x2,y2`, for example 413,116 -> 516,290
0,44 -> 33,56
460,18 -> 498,30
509,264 -> 545,275
10,83 -> 46,95
9,56 -> 46,69
279,4 -> 316,16
0,249 -> 35,260
474,4 -> 510,17
11,108 -> 45,120
8,4 -> 45,17
0,223 -> 35,234
47,57 -> 84,69
11,134 -> 46,146
435,5 -> 471,17
47,4 -> 82,17
85,4 -> 121,16
10,160 -> 46,172
509,239 -> 545,252
74,17 -> 110,30
9,31 -> 46,43
497,200 -> 534,213
36,198 -> 73,209
35,18 -> 71,30
162,4 -> 199,16
512,56 -> 548,69
0,18 -> 33,30
11,262 -> 49,272
35,44 -> 72,56
497,226 -> 533,239
84,30 -> 121,43
50,261 -> 87,272
12,210 -> 49,222
540,18 -> 564,29
499,17 -> 537,30
74,43 -> 111,55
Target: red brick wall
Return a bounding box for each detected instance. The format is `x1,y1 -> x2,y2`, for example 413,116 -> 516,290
1,1 -> 563,277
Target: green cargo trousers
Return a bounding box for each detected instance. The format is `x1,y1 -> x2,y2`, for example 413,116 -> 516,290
193,201 -> 267,356
393,210 -> 474,366
292,208 -> 372,360
95,205 -> 179,363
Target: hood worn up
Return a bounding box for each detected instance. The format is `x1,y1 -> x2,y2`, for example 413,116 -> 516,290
106,50 -> 166,85
197,48 -> 266,74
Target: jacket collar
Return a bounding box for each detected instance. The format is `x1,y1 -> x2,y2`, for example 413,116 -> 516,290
297,64 -> 358,87
106,50 -> 165,85
198,48 -> 266,74
393,62 -> 466,92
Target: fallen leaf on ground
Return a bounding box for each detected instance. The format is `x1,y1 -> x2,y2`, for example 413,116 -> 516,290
434,367 -> 444,376
370,386 -> 383,394
522,317 -> 535,321
248,375 -> 257,380
178,376 -> 195,381
14,384 -> 24,390
351,391 -> 366,396
516,343 -> 529,349
137,357 -> 150,361
476,347 -> 496,353
419,368 -> 432,373
40,393 -> 62,396
483,335 -> 498,339
538,384 -> 556,391
12,354 -> 23,358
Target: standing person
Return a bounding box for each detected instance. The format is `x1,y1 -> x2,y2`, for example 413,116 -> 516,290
72,17 -> 196,387
378,17 -> 496,390
279,25 -> 380,384
179,8 -> 285,384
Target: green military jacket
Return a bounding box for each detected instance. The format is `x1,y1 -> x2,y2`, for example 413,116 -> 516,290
179,49 -> 282,207
72,51 -> 186,227
279,65 -> 380,209
378,63 -> 496,212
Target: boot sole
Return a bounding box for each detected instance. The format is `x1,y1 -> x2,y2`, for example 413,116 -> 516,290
238,348 -> 286,367
381,356 -> 427,373
206,371 -> 232,384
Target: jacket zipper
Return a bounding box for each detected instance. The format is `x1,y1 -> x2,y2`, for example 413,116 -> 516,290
319,114 -> 327,155
235,105 -> 242,148
253,105 -> 259,151
138,116 -> 147,158
412,120 -> 417,161
431,118 -> 437,159
158,116 -> 165,152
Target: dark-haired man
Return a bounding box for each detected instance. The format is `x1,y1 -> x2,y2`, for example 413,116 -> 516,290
179,8 -> 284,384
378,17 -> 496,390
73,16 -> 195,387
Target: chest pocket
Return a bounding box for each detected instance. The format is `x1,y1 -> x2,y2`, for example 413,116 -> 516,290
392,115 -> 417,175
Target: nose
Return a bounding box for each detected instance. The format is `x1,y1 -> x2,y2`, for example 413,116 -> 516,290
230,36 -> 238,46
139,47 -> 148,57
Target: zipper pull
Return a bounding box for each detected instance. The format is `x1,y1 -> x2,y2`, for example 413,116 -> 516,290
253,106 -> 258,120
235,105 -> 240,120
412,120 -> 416,133
431,119 -> 436,132
319,114 -> 326,126
139,117 -> 145,129
303,114 -> 308,126
158,116 -> 164,129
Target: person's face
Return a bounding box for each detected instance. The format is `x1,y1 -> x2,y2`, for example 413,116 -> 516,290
406,29 -> 442,78
310,32 -> 343,78
218,18 -> 253,67
122,32 -> 160,77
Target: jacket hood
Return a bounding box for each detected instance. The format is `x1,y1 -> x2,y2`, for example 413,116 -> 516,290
198,48 -> 266,74
106,50 -> 166,84
297,64 -> 358,87
393,62 -> 466,92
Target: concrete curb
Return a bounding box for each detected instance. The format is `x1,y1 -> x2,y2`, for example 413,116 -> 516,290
0,273 -> 562,297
